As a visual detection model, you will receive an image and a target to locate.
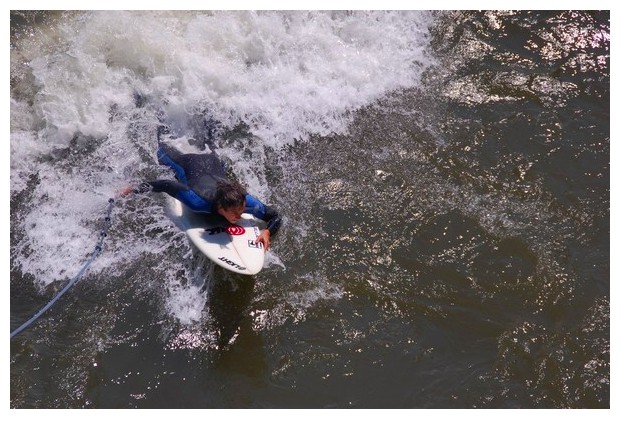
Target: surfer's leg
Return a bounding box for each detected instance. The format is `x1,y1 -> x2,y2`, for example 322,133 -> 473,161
180,153 -> 226,184
157,144 -> 189,184
154,116 -> 226,185
157,142 -> 225,185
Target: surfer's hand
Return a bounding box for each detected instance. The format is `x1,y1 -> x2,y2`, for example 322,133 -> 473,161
117,185 -> 134,197
257,229 -> 271,251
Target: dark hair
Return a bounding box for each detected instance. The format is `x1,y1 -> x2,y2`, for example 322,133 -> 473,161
214,180 -> 246,209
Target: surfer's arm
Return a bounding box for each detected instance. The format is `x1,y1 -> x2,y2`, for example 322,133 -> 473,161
255,206 -> 282,251
145,179 -> 187,195
263,205 -> 282,236
120,180 -> 213,212
245,195 -> 282,236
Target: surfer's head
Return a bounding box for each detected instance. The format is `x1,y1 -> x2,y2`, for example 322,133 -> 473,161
214,180 -> 246,223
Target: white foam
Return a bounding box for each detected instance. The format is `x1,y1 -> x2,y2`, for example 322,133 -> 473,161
10,10 -> 436,318
16,11 -> 434,146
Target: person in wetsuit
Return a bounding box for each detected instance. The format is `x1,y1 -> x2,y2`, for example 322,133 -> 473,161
120,132 -> 282,250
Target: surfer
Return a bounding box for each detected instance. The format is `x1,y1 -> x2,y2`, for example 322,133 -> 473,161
120,127 -> 282,250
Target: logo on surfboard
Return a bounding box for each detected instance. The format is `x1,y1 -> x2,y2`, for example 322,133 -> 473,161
247,240 -> 263,249
218,256 -> 246,271
226,225 -> 245,235
205,225 -> 246,236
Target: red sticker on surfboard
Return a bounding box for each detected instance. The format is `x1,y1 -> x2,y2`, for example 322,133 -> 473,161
226,225 -> 245,235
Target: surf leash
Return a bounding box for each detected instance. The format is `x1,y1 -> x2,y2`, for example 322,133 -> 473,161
10,198 -> 115,339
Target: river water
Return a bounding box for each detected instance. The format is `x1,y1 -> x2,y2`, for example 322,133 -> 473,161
9,10 -> 609,411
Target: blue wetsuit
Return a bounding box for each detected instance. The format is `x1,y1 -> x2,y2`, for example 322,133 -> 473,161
137,143 -> 282,235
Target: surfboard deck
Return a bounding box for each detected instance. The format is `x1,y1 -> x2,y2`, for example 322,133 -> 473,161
169,199 -> 266,275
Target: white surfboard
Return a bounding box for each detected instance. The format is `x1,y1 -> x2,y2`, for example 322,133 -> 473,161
169,199 -> 266,275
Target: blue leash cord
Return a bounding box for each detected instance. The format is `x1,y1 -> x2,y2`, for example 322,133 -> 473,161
10,198 -> 115,339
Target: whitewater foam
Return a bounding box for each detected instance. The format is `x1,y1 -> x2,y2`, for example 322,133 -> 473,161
10,10 -> 436,323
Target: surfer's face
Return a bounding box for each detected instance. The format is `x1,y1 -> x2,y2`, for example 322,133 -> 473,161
217,203 -> 245,224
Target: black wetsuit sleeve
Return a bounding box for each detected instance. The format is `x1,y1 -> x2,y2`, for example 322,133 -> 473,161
245,194 -> 282,236
134,180 -> 190,196
263,204 -> 283,236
